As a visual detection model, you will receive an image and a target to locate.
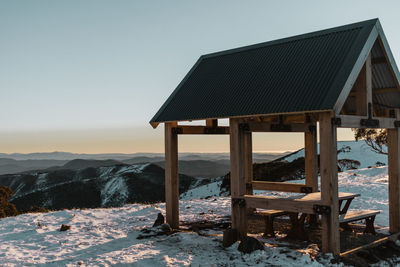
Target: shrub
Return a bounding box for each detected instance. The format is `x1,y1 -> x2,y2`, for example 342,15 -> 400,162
0,186 -> 19,218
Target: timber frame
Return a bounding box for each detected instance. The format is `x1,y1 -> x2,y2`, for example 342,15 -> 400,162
153,19 -> 400,256
161,49 -> 400,256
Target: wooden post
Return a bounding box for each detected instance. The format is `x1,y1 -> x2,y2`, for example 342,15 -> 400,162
165,122 -> 179,229
305,124 -> 318,192
229,118 -> 248,240
366,53 -> 372,106
388,110 -> 400,233
244,132 -> 253,195
319,112 -> 340,255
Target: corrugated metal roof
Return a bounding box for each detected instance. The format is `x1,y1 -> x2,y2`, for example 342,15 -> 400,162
150,18 -> 400,125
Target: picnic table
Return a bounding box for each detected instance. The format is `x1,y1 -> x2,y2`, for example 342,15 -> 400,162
286,192 -> 359,240
254,192 -> 379,240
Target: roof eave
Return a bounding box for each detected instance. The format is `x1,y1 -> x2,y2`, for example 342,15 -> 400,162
332,22 -> 379,114
375,20 -> 400,88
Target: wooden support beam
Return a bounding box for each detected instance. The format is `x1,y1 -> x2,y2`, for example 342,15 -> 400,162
366,54 -> 372,106
354,62 -> 368,116
319,112 -> 340,255
373,87 -> 400,94
244,132 -> 253,195
245,121 -> 312,133
251,181 -> 311,193
206,119 -> 218,128
244,195 -> 319,214
172,126 -> 229,135
371,57 -> 388,65
336,115 -> 397,129
388,110 -> 400,233
229,118 -> 248,240
305,124 -> 318,192
340,232 -> 400,257
349,87 -> 400,96
164,122 -> 179,229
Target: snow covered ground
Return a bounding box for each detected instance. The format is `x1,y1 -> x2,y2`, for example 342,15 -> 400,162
0,165 -> 394,266
0,141 -> 396,266
0,198 -> 334,266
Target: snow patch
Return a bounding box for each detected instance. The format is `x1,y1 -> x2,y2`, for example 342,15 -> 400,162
284,141 -> 387,169
180,180 -> 223,200
101,176 -> 129,206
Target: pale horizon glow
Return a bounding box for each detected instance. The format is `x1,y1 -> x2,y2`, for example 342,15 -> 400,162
1,1 -> 398,154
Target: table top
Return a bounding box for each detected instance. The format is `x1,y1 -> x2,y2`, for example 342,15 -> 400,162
245,192 -> 360,202
298,192 -> 360,201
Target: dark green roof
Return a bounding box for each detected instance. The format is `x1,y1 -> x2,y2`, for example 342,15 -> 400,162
151,19 -> 399,125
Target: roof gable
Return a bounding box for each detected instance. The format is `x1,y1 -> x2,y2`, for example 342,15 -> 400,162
151,19 -> 400,127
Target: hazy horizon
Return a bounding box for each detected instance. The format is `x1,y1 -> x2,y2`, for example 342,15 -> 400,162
1,1 -> 399,154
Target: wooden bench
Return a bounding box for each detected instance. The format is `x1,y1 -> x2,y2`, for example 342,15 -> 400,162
255,210 -> 287,237
339,210 -> 380,234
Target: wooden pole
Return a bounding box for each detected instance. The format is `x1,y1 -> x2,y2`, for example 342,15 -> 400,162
388,110 -> 400,233
319,112 -> 340,255
366,53 -> 372,106
165,122 -> 179,229
244,132 -> 253,195
229,118 -> 248,239
305,124 -> 318,192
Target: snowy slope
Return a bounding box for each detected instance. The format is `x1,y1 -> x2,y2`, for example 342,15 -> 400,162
253,166 -> 390,227
0,165 -> 395,266
180,179 -> 223,200
284,140 -> 387,169
0,163 -> 197,210
181,166 -> 390,227
0,199 -> 335,266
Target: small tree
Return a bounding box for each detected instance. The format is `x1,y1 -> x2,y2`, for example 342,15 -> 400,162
0,186 -> 18,218
352,128 -> 388,155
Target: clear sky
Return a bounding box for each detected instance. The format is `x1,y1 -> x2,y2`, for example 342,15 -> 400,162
1,0 -> 400,153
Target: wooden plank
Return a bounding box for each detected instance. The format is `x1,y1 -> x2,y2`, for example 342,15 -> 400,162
244,195 -> 319,214
319,112 -> 340,255
300,192 -> 359,201
251,181 -> 310,193
284,114 -> 306,123
229,118 -> 248,239
388,110 -> 400,233
255,210 -> 287,216
337,115 -> 396,129
164,122 -> 179,229
339,210 -> 380,223
172,126 -> 229,135
340,232 -> 400,257
305,124 -> 318,192
245,121 -> 312,132
373,87 -> 399,94
244,132 -> 253,195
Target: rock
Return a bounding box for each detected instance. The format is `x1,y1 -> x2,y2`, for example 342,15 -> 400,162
60,224 -> 71,231
159,223 -> 171,233
152,213 -> 165,227
137,223 -> 172,239
237,236 -> 264,254
223,229 -> 238,247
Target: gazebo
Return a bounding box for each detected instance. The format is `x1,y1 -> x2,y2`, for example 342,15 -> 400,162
150,19 -> 400,255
